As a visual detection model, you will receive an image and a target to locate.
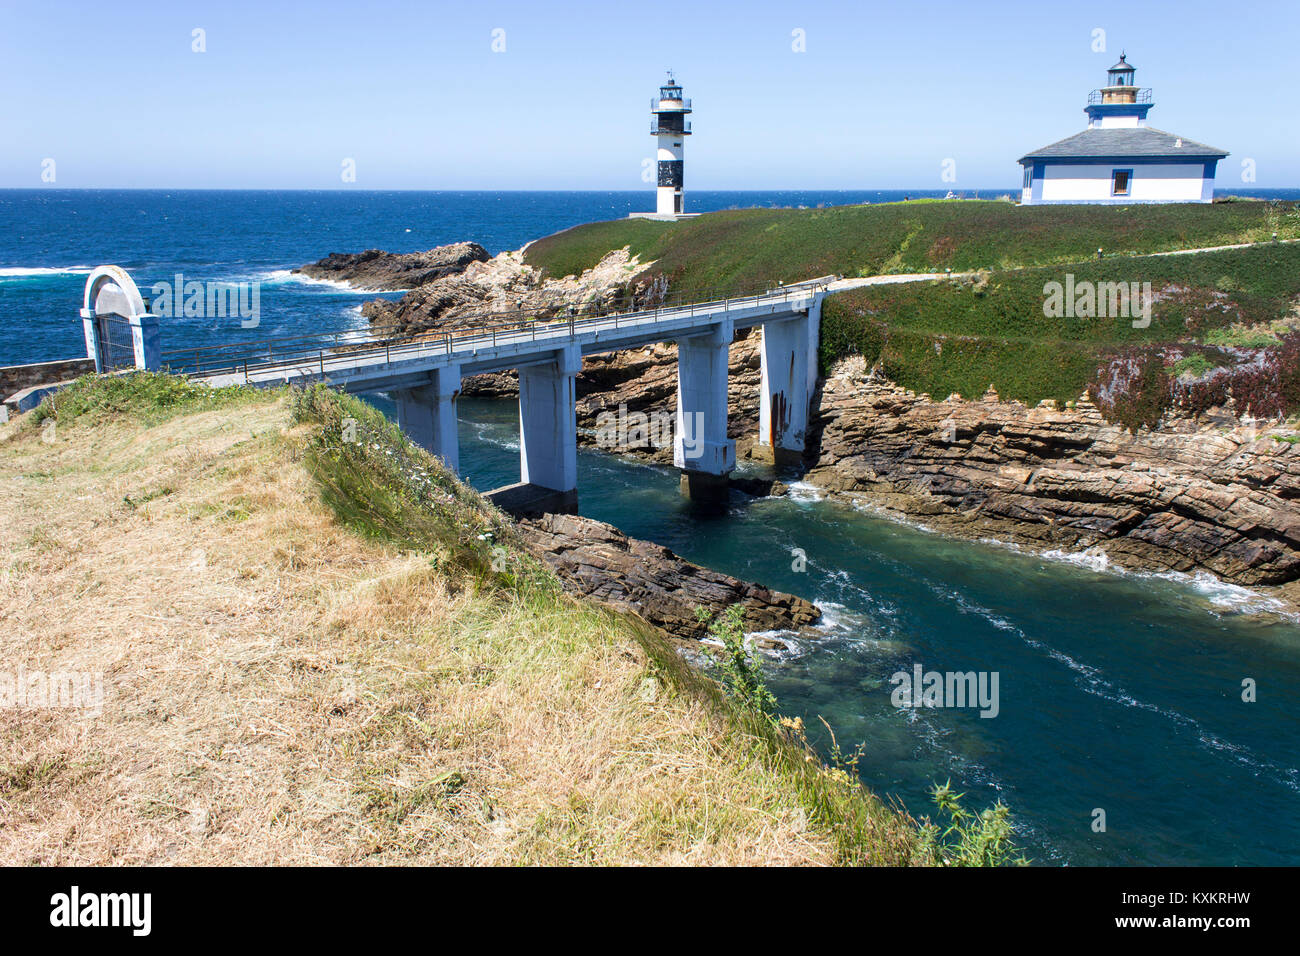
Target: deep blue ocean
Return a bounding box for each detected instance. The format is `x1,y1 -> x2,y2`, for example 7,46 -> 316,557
5,188 -> 1300,866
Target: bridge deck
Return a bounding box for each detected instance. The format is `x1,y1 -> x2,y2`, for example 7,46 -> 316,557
193,284 -> 826,394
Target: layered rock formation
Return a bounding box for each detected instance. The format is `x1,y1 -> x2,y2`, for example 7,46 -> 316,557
294,242 -> 490,291
359,247 -> 645,334
804,367 -> 1300,587
517,512 -> 820,641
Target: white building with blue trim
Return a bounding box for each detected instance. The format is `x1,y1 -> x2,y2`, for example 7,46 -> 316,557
1019,54 -> 1227,205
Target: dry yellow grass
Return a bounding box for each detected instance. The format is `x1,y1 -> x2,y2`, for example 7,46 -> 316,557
0,388 -> 922,865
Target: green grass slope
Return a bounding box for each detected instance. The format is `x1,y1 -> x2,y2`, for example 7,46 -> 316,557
821,242 -> 1300,426
523,200 -> 1300,295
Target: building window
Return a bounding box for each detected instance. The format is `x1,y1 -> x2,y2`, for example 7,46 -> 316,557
1023,167 -> 1032,189
1112,169 -> 1132,196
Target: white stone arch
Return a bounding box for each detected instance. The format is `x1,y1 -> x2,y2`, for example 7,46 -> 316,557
82,265 -> 149,320
80,266 -> 159,371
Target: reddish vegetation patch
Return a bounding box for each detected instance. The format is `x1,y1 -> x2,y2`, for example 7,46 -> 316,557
926,235 -> 958,264
1092,334 -> 1300,430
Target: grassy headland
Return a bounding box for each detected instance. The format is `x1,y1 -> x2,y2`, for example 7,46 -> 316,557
822,242 -> 1300,428
0,374 -> 931,865
523,199 -> 1300,294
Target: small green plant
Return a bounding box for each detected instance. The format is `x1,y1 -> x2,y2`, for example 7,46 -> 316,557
917,779 -> 1028,867
817,715 -> 866,783
1173,353 -> 1220,379
696,605 -> 777,718
1203,325 -> 1280,349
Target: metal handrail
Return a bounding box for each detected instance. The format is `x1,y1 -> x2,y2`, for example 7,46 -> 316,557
169,277 -> 833,379
1087,88 -> 1153,105
161,276 -> 797,361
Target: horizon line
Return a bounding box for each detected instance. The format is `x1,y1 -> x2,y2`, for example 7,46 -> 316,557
6,186 -> 1295,194
3,186 -> 1292,196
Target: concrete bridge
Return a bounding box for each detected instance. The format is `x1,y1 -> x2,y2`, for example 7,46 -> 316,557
85,271 -> 832,510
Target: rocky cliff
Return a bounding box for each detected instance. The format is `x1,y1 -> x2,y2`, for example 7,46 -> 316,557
358,246 -> 645,333
804,367 -> 1300,588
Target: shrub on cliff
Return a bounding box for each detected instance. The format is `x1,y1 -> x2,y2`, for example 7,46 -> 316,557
697,604 -> 777,716
918,781 -> 1028,867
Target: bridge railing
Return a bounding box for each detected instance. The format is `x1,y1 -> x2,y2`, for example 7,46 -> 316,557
164,276 -> 835,380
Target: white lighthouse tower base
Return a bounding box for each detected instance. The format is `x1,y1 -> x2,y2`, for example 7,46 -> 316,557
627,212 -> 701,221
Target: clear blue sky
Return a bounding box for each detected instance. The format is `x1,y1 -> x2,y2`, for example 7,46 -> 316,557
3,0 -> 1295,189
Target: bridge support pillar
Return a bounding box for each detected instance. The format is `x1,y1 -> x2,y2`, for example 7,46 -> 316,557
674,318 -> 735,501
512,344 -> 580,513
394,364 -> 461,474
755,300 -> 820,467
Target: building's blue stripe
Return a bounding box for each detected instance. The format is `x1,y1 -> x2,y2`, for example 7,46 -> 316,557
1030,161 -> 1045,204
1201,160 -> 1219,202
1026,198 -> 1215,205
1084,104 -> 1153,121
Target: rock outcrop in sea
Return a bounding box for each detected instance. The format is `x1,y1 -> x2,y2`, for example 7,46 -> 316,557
517,512 -> 820,641
293,242 -> 490,291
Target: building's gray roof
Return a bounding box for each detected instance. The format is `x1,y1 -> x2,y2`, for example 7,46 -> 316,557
1019,126 -> 1227,163
1109,55 -> 1135,72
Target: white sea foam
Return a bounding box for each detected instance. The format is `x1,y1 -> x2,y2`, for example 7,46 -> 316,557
1033,547 -> 1295,621
808,487 -> 1291,624
256,269 -> 393,295
813,601 -> 852,632
1150,569 -> 1291,617
0,265 -> 93,280
743,628 -> 808,661
784,480 -> 826,503
464,419 -> 518,452
1040,547 -> 1111,573
929,583 -> 1300,794
845,496 -> 937,533
964,534 -> 1297,623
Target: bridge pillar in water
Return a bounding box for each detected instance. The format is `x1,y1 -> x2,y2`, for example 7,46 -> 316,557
674,317 -> 735,501
755,298 -> 820,466
394,364 -> 461,474
511,343 -> 580,513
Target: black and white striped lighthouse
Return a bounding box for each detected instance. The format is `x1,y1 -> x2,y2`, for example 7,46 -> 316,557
651,74 -> 691,216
